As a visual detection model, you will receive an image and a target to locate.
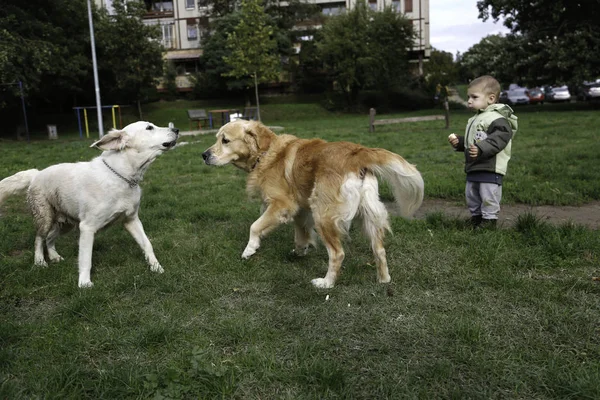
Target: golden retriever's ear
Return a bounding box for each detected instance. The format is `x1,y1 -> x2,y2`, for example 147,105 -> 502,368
244,123 -> 272,152
90,129 -> 130,151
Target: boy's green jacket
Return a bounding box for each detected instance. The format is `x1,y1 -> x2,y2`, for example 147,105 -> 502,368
459,103 -> 518,176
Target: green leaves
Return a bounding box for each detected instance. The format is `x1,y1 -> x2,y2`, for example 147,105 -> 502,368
223,0 -> 280,83
316,1 -> 415,108
94,0 -> 163,104
0,0 -> 163,111
474,0 -> 600,86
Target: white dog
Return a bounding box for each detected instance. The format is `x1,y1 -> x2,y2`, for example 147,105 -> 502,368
0,121 -> 178,287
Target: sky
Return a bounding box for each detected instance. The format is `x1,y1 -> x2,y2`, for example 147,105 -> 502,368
429,0 -> 510,56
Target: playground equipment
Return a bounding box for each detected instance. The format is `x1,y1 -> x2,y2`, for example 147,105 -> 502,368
73,105 -> 123,138
1,81 -> 30,141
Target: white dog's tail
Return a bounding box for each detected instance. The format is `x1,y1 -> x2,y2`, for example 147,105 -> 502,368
0,169 -> 39,207
369,151 -> 424,218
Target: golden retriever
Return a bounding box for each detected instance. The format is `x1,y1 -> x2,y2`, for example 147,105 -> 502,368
202,120 -> 424,288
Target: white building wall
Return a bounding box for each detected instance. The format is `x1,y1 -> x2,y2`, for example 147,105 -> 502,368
96,0 -> 429,58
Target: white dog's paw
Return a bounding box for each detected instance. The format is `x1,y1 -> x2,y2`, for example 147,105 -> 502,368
150,262 -> 164,273
311,278 -> 334,289
48,254 -> 64,263
78,280 -> 94,288
34,258 -> 48,268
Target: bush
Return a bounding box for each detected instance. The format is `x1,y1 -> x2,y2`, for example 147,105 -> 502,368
320,87 -> 434,113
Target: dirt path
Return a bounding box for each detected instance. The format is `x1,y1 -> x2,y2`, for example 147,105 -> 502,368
387,199 -> 600,229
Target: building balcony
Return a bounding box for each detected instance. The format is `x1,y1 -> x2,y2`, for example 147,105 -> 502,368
143,10 -> 174,19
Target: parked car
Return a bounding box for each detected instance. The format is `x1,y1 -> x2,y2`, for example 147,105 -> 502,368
545,86 -> 571,102
527,87 -> 545,104
499,88 -> 530,105
578,81 -> 600,101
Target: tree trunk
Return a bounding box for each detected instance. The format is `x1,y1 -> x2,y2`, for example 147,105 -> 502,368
137,99 -> 143,120
443,98 -> 450,129
254,72 -> 261,121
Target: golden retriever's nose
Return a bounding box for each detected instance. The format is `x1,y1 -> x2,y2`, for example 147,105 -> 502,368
202,150 -> 210,162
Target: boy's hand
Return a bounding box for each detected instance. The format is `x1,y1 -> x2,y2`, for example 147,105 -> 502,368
448,133 -> 458,148
469,144 -> 479,158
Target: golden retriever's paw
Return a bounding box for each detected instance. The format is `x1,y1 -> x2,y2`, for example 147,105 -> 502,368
241,249 -> 255,259
78,280 -> 94,288
292,245 -> 310,257
242,245 -> 258,259
378,274 -> 391,283
150,262 -> 164,273
311,278 -> 334,289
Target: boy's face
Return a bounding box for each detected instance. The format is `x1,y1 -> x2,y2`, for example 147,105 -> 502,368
467,86 -> 496,111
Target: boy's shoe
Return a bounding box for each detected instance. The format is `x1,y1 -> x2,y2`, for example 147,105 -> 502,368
468,215 -> 483,228
476,218 -> 497,230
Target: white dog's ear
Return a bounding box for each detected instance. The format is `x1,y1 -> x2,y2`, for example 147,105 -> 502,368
90,129 -> 130,151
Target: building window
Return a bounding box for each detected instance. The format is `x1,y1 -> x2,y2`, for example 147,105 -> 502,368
185,0 -> 194,9
148,1 -> 173,12
392,0 -> 400,12
404,0 -> 413,12
161,23 -> 175,49
198,16 -> 209,40
369,0 -> 377,11
322,5 -> 345,15
187,19 -> 198,40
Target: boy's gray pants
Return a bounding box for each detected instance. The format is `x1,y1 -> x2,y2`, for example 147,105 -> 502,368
465,181 -> 502,220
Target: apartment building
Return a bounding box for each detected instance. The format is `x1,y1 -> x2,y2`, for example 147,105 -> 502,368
96,0 -> 430,90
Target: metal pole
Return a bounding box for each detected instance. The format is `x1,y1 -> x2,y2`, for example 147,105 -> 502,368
87,0 -> 104,138
18,81 -> 30,142
419,0 -> 423,76
254,72 -> 261,121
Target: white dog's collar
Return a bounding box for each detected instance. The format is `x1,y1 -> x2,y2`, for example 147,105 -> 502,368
102,159 -> 139,188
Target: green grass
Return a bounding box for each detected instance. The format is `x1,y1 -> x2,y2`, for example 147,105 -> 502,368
1,101 -> 599,399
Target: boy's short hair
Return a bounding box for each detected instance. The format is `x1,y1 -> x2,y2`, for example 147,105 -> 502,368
469,75 -> 501,100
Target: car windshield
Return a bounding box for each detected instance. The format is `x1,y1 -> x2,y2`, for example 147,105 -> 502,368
512,89 -> 527,96
553,86 -> 568,92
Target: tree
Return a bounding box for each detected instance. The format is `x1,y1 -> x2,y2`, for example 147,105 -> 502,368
295,32 -> 329,94
0,0 -> 166,129
94,0 -> 163,117
196,12 -> 244,97
476,0 -> 600,86
316,2 -> 369,107
423,49 -> 457,89
364,6 -> 414,92
316,1 -> 414,108
223,0 -> 280,121
458,34 -> 530,87
0,0 -> 90,108
199,0 -> 319,99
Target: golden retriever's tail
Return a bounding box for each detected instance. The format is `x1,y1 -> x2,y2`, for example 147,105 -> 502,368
0,169 -> 39,208
370,152 -> 424,218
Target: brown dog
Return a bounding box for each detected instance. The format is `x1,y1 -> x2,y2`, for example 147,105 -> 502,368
202,120 -> 424,288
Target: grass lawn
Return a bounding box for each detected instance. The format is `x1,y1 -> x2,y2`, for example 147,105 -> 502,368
1,101 -> 599,398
